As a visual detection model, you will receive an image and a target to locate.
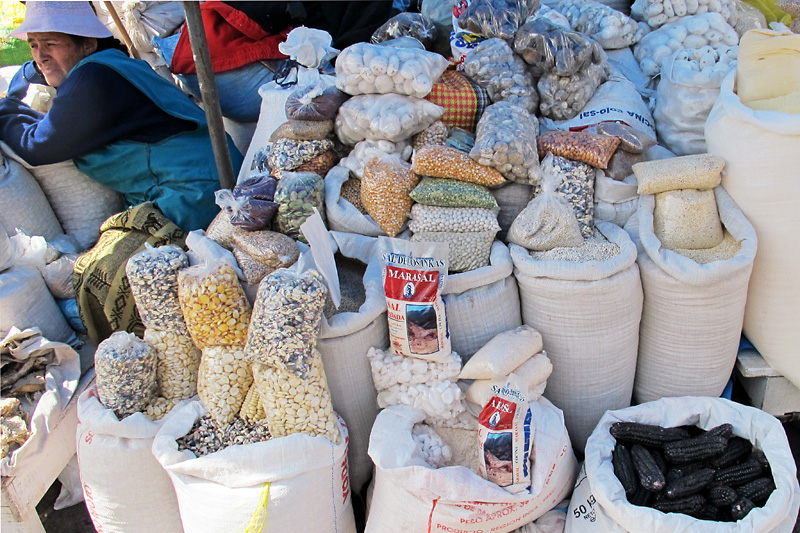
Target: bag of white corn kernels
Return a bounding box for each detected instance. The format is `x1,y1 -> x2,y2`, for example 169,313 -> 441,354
509,222 -> 642,453
76,385 -> 186,533
366,403 -> 578,533
631,186 -> 756,403
152,399 -> 356,533
566,397 -> 800,533
443,240 -> 522,361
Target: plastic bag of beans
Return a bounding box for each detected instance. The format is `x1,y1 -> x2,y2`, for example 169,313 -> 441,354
269,119 -> 334,142
412,145 -> 506,186
95,331 -> 158,418
371,12 -> 438,49
470,101 -> 543,185
411,230 -> 497,272
273,171 -> 326,243
463,38 -> 539,114
457,0 -> 540,43
537,130 -> 621,169
410,177 -> 498,209
513,17 -> 602,77
285,85 -> 350,121
361,154 -> 420,237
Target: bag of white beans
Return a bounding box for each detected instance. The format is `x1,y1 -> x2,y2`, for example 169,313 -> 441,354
630,0 -> 739,29
554,0 -> 647,49
334,94 -> 445,145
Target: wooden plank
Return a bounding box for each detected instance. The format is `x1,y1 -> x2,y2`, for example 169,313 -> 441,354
735,348 -> 783,378
1,370 -> 95,522
2,490 -> 45,532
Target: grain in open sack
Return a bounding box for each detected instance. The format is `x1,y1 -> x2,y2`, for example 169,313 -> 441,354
361,155 -> 419,237
412,145 -> 505,186
654,188 -> 724,250
634,153 -> 724,194
409,177 -> 498,209
537,130 -> 621,169
672,230 -> 741,264
340,176 -> 368,214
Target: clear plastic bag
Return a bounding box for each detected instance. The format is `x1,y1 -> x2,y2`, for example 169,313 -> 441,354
410,229 -> 496,272
371,12 -> 439,49
554,0 -> 647,49
273,171 -> 326,243
244,269 -> 328,378
507,153 -> 584,251
361,154 -> 419,237
267,138 -> 334,172
335,93 -> 445,144
285,85 -> 350,121
408,204 -> 501,233
410,177 -> 499,208
537,60 -> 608,120
196,346 -> 253,425
340,139 -> 413,179
463,38 -> 539,113
631,0 -> 740,29
144,329 -> 201,401
537,130 -> 621,168
95,331 -> 158,418
470,101 -> 543,184
214,188 -> 278,232
412,145 -> 506,186
126,243 -> 189,334
457,0 -> 542,42
269,119 -> 334,142
335,43 -> 450,98
231,228 -> 299,271
513,17 -> 602,77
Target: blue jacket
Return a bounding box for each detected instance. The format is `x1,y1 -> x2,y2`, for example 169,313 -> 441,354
72,50 -> 242,231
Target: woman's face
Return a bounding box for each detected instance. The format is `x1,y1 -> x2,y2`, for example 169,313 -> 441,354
27,32 -> 97,87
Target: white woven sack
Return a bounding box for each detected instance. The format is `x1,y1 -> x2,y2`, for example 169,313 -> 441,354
510,222 -> 642,453
705,70 -> 800,391
492,181 -> 534,242
1,144 -> 124,251
1,328 -> 81,476
653,51 -> 728,156
594,173 -> 639,227
632,186 -> 757,403
0,266 -> 75,345
76,385 -> 185,533
443,241 -> 522,360
0,222 -> 16,272
315,231 -> 387,493
366,403 -> 578,533
152,399 -> 356,533
0,148 -> 63,241
237,81 -> 293,184
324,165 -> 387,237
566,396 -> 800,533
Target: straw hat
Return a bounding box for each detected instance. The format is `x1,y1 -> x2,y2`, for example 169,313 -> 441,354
10,1 -> 113,39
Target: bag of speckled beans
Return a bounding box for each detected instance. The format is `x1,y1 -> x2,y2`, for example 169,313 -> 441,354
509,222 -> 643,452
94,331 -> 158,419
244,268 -> 328,377
630,186 -> 757,404
273,171 -> 325,243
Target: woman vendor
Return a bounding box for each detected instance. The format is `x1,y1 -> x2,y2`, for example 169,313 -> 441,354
0,1 -> 243,342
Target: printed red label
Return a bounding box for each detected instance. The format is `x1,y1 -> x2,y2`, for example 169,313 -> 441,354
384,266 -> 440,303
479,396 -> 516,431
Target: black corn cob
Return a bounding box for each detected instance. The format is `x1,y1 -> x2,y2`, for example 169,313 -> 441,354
710,436 -> 753,469
707,485 -> 738,507
730,498 -> 756,520
629,485 -> 655,507
610,422 -> 691,448
653,494 -> 706,515
713,459 -> 762,487
664,434 -> 728,464
706,423 -> 734,440
664,468 -> 715,499
613,444 -> 639,497
736,477 -> 776,505
631,444 -> 666,492
695,504 -> 723,521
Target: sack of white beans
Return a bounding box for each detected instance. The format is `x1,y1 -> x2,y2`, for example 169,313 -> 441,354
554,0 -> 647,49
653,45 -> 738,155
335,94 -> 444,145
632,12 -> 738,77
463,38 -> 539,114
631,0 -> 739,29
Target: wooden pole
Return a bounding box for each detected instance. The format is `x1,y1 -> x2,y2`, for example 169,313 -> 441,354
102,2 -> 141,59
181,1 -> 236,190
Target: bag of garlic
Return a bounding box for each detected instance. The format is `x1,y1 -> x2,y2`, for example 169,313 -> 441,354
76,385 -> 187,533
509,222 -> 642,452
335,42 -> 450,98
334,93 -> 445,145
653,45 -> 738,156
463,38 -> 540,114
366,403 -> 577,533
630,0 -> 740,28
324,165 -> 386,236
705,65 -> 800,392
630,186 -> 757,403
565,396 -> 800,533
152,398 -> 356,533
554,0 -> 647,49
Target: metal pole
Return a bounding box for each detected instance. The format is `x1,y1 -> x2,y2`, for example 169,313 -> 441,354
102,2 -> 141,59
181,1 -> 236,190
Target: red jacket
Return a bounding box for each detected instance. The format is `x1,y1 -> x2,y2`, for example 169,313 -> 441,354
171,1 -> 291,75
